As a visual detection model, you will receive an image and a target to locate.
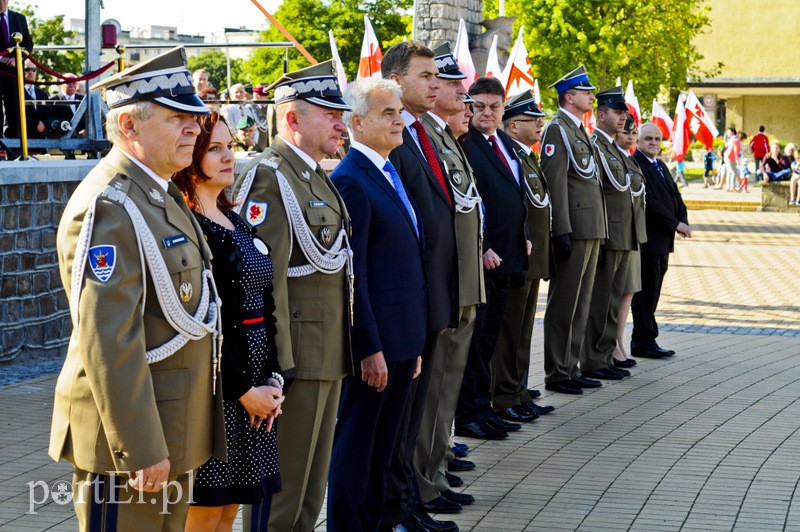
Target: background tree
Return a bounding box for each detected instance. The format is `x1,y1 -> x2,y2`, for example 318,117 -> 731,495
187,50 -> 245,94
483,0 -> 720,111
18,3 -> 82,87
242,0 -> 412,85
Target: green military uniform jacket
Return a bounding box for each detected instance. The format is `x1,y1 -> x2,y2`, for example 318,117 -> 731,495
591,130 -> 637,251
512,139 -> 553,280
231,136 -> 352,380
626,153 -> 648,245
420,112 -> 485,306
50,147 -> 225,477
540,108 -> 607,240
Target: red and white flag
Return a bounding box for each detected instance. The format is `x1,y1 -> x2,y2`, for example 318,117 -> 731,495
329,30 -> 348,90
454,19 -> 478,92
684,90 -> 719,150
582,110 -> 595,136
651,99 -> 673,141
672,95 -> 691,162
625,80 -> 641,127
357,15 -> 383,80
485,34 -> 503,82
500,27 -> 535,99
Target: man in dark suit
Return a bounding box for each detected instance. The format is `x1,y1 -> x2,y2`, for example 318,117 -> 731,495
327,77 -> 429,532
540,65 -> 607,395
381,41 -> 460,532
21,58 -> 50,145
49,74 -> 84,159
0,0 -> 33,138
456,76 -> 530,440
632,123 -> 691,357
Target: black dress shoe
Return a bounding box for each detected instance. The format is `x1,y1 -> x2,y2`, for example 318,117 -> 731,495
527,388 -> 542,399
442,489 -> 475,505
452,445 -> 468,458
452,442 -> 469,451
631,346 -> 671,358
582,367 -> 623,380
484,412 -> 521,432
445,471 -> 463,487
410,506 -> 459,531
522,401 -> 554,415
574,375 -> 603,388
545,380 -> 583,394
608,365 -> 631,377
454,420 -> 508,440
447,458 -> 475,472
498,405 -> 537,422
422,495 -> 462,514
613,358 -> 637,368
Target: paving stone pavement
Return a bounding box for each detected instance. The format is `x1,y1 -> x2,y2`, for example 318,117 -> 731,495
1,209 -> 799,531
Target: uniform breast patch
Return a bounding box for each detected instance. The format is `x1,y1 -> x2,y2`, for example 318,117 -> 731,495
88,245 -> 116,282
544,144 -> 555,157
246,201 -> 268,226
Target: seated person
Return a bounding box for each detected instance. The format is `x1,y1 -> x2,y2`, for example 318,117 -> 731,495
762,142 -> 793,182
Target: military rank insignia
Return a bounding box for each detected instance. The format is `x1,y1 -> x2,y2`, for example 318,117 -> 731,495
246,201 -> 268,226
88,245 -> 116,282
544,144 -> 555,157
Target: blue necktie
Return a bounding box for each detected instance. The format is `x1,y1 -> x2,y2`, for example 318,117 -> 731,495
383,160 -> 419,239
652,160 -> 669,185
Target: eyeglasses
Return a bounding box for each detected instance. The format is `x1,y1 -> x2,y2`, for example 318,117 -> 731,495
24,68 -> 36,72
473,103 -> 503,113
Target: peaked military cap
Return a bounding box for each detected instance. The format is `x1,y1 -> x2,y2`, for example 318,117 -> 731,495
267,60 -> 350,111
91,46 -> 209,115
595,86 -> 628,111
433,42 -> 467,80
465,93 -> 475,104
549,65 -> 596,94
504,90 -> 545,119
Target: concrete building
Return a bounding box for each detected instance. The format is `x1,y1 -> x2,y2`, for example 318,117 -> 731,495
690,0 -> 800,142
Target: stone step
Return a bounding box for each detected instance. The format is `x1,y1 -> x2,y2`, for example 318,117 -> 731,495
684,199 -> 760,212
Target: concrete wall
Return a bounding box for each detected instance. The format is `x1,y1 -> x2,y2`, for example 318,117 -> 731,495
725,95 -> 800,144
0,161 -> 97,364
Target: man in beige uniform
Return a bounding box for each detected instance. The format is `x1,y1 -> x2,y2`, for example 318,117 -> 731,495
231,60 -> 353,532
491,90 -> 555,419
49,47 -> 225,531
414,43 -> 484,515
582,86 -> 639,380
540,65 -> 608,395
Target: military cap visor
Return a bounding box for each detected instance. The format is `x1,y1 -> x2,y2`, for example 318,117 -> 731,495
550,66 -> 597,94
504,95 -> 546,119
91,47 -> 209,115
268,60 -> 351,111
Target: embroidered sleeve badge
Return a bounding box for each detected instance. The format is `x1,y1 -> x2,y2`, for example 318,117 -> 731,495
88,245 -> 117,282
544,144 -> 555,157
246,201 -> 268,226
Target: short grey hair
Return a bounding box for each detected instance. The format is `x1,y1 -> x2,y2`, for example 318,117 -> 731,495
275,99 -> 310,137
105,101 -> 156,145
343,78 -> 403,130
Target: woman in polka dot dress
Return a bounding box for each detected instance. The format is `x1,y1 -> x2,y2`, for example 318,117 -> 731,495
174,111 -> 285,531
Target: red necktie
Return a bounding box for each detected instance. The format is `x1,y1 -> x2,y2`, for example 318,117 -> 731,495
411,120 -> 453,206
0,13 -> 8,49
489,134 -> 513,175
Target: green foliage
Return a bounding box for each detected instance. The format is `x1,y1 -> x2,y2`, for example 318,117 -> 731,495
18,3 -> 83,85
242,0 -> 412,86
491,0 -> 717,112
187,50 -> 245,93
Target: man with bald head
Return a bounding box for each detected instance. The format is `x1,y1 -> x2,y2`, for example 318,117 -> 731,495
632,122 -> 691,358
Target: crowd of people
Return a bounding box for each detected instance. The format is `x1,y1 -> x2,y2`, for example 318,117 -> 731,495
50,42 -> 693,532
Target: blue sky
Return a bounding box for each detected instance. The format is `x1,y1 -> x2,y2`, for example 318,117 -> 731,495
30,0 -> 281,34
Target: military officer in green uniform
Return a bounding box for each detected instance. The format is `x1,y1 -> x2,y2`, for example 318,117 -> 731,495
581,87 -> 641,380
231,60 -> 353,532
413,43 -> 485,513
491,90 -> 556,419
49,47 -> 225,531
540,65 -> 608,395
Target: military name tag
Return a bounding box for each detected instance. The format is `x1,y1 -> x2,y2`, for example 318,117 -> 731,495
163,234 -> 188,249
440,148 -> 455,155
309,200 -> 328,207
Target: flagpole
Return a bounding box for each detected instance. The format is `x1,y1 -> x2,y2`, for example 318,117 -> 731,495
499,0 -> 505,16
248,0 -> 317,64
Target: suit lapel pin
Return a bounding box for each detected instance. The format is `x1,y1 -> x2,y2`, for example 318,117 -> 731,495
179,282 -> 193,302
302,170 -> 311,180
149,188 -> 164,203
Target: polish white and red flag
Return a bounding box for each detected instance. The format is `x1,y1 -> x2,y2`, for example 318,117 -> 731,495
684,90 -> 719,149
454,19 -> 478,92
357,15 -> 383,80
329,30 -> 348,90
484,34 -> 503,82
672,95 -> 691,162
625,80 -> 641,127
582,109 -> 596,136
501,27 -> 535,99
651,99 -> 673,141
